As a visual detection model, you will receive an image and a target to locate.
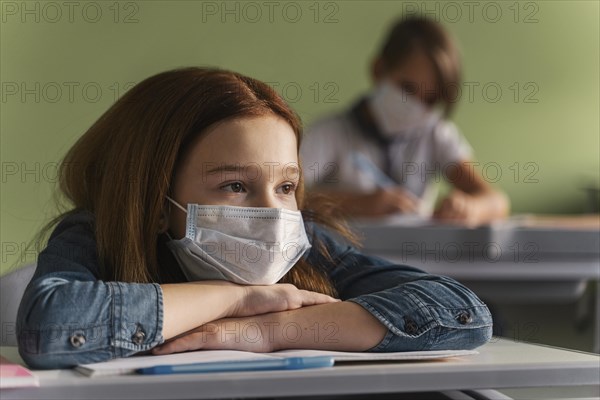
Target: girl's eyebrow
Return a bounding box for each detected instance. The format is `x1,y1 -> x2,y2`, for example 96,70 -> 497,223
205,164 -> 245,175
204,164 -> 300,178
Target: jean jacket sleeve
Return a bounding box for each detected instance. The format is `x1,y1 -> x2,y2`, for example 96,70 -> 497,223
305,224 -> 493,352
16,211 -> 164,369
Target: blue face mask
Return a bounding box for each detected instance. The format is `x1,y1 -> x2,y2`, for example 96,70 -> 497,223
165,197 -> 312,285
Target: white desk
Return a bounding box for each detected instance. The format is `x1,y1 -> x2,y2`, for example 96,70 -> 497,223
352,217 -> 600,352
353,217 -> 600,287
1,339 -> 598,399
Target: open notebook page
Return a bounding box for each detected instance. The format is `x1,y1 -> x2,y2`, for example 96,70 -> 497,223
77,349 -> 477,377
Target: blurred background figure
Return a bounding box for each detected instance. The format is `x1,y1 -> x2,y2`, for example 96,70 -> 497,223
301,16 -> 509,225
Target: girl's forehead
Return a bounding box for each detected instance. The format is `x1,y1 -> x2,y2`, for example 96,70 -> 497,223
182,115 -> 299,173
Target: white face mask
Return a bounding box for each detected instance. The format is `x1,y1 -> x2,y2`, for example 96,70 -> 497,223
369,81 -> 439,137
165,198 -> 312,285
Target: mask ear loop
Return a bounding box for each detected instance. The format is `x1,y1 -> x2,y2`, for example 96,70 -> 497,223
166,195 -> 188,214
165,196 -> 188,240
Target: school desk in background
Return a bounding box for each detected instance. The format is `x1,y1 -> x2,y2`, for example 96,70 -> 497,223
352,214 -> 600,352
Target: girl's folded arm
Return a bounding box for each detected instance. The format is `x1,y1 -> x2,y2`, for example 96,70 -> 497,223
16,214 -> 164,369
17,268 -> 164,369
308,225 -> 494,351
15,213 -> 246,369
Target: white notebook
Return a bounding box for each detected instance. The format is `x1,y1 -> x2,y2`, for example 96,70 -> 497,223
76,348 -> 477,377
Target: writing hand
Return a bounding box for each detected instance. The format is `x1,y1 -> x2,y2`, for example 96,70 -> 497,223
433,190 -> 481,227
369,187 -> 419,215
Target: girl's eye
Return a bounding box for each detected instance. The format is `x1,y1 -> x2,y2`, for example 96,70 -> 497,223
278,183 -> 296,195
222,182 -> 246,193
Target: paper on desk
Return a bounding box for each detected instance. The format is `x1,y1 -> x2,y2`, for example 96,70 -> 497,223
0,355 -> 39,388
274,348 -> 477,362
76,348 -> 477,377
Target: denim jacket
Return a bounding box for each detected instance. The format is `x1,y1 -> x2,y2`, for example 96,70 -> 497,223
17,211 -> 492,369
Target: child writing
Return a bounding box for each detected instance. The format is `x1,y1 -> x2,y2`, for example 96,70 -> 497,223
17,67 -> 492,369
301,16 -> 509,224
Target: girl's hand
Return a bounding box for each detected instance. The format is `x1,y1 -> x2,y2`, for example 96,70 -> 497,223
232,283 -> 340,317
153,301 -> 388,356
160,281 -> 337,340
153,316 -> 275,355
156,286 -> 340,355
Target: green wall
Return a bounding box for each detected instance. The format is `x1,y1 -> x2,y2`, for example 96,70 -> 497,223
1,1 -> 599,273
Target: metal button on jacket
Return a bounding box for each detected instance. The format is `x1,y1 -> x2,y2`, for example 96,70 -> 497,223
457,311 -> 473,325
70,333 -> 86,348
132,326 -> 146,345
404,318 -> 419,335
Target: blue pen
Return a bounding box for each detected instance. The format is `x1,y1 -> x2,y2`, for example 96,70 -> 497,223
352,151 -> 421,202
352,152 -> 397,188
136,356 -> 334,375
